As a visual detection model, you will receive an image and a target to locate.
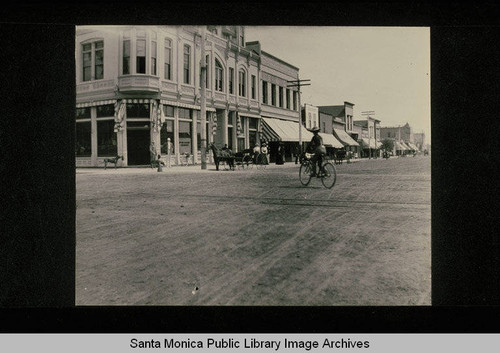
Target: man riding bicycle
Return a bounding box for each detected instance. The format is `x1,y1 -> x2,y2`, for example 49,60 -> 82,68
306,126 -> 326,177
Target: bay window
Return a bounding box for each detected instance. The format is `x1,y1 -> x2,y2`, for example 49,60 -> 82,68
136,39 -> 146,74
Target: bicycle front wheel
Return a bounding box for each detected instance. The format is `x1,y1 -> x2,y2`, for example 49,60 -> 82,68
321,162 -> 337,189
299,162 -> 312,186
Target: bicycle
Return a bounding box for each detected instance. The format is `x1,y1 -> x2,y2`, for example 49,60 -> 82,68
299,153 -> 337,189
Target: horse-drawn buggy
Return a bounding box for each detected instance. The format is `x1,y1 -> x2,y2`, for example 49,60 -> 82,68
234,149 -> 254,169
207,143 -> 267,171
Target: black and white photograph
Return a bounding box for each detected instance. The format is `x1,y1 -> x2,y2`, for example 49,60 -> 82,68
75,25 -> 431,306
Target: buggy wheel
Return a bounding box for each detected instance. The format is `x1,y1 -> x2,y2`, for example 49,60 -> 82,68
243,155 -> 253,169
321,162 -> 337,189
299,162 -> 312,186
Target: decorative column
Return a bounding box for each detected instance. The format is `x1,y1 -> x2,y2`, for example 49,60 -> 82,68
245,116 -> 250,149
90,106 -> 98,166
222,108 -> 228,147
192,110 -> 198,164
174,106 -> 180,165
150,100 -> 162,160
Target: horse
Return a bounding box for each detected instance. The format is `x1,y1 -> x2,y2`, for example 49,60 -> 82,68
207,143 -> 235,171
104,155 -> 123,169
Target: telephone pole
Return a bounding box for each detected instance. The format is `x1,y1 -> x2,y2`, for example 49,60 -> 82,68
287,79 -> 310,154
362,111 -> 375,159
200,27 -> 207,169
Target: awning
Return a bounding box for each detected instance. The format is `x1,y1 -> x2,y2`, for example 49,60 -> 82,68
160,99 -> 216,112
261,117 -> 313,142
319,132 -> 344,148
333,128 -> 359,147
407,142 -> 418,150
400,142 -> 411,150
376,140 -> 383,148
359,138 -> 377,149
395,141 -> 405,150
76,99 -> 117,108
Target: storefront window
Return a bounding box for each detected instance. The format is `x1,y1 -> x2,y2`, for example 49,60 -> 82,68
76,107 -> 91,120
75,122 -> 91,156
163,104 -> 174,117
249,130 -> 257,147
160,120 -> 175,154
249,118 -> 258,129
228,127 -> 233,150
126,103 -> 149,118
96,104 -> 115,118
178,108 -> 191,119
97,120 -> 117,157
237,138 -> 245,152
178,121 -> 192,154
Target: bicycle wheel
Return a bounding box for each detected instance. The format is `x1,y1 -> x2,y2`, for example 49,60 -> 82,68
299,162 -> 312,186
321,162 -> 337,189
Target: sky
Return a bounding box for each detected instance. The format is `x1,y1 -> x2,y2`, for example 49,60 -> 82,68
245,26 -> 430,140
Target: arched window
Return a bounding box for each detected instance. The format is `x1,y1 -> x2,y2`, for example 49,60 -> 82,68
238,69 -> 246,97
215,59 -> 223,92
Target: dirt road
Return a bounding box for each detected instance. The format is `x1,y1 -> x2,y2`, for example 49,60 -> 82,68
76,156 -> 431,305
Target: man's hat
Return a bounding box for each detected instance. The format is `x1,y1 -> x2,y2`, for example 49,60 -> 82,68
309,126 -> 320,132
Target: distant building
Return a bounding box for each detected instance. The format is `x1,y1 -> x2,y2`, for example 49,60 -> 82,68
413,132 -> 426,151
353,117 -> 381,158
379,123 -> 419,155
318,102 -> 359,155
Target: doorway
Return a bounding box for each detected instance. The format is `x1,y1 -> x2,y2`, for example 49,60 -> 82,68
127,122 -> 150,165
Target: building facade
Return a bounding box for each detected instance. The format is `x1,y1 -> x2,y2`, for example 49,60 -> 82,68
76,26 -> 300,167
379,123 -> 417,155
249,43 -> 301,162
353,117 -> 381,158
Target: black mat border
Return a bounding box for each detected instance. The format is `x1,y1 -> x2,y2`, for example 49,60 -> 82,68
1,2 -> 499,333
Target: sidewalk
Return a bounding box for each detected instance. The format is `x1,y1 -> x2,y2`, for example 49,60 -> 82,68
75,156 -> 401,175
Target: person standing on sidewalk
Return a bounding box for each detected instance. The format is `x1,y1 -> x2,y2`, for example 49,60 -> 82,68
260,142 -> 269,165
253,143 -> 261,164
294,144 -> 301,164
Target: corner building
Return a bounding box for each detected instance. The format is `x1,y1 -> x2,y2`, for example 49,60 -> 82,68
75,26 -> 280,167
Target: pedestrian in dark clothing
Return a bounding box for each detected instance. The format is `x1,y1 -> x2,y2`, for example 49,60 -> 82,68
294,144 -> 300,164
276,143 -> 285,165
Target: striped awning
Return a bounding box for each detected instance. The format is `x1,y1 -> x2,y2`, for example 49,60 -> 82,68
407,142 -> 418,150
333,128 -> 360,147
399,141 -> 411,150
395,141 -> 406,150
318,132 -> 344,148
359,138 -> 377,149
261,118 -> 313,142
160,99 -> 216,112
76,99 -> 117,108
